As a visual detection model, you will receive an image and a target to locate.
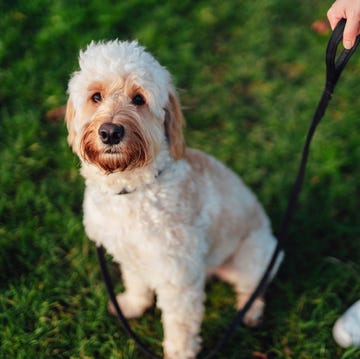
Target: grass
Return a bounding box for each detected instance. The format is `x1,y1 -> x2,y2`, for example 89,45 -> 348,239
1,0 -> 360,358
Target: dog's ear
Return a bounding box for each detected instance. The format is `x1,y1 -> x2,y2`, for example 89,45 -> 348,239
64,98 -> 77,151
164,92 -> 186,160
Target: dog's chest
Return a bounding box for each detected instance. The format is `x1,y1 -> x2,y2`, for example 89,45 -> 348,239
82,186 -> 178,266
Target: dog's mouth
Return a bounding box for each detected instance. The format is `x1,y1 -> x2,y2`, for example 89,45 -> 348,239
80,121 -> 151,173
104,146 -> 121,154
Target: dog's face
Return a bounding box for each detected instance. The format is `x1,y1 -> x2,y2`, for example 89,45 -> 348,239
65,40 -> 185,173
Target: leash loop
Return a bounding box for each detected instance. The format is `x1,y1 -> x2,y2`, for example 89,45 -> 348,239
326,18 -> 360,93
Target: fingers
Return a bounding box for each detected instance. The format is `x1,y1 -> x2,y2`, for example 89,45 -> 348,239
327,0 -> 360,49
327,5 -> 344,30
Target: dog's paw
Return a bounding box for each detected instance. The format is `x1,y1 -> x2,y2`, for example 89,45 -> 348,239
164,345 -> 198,359
107,292 -> 152,319
237,295 -> 265,327
164,352 -> 196,359
163,332 -> 201,359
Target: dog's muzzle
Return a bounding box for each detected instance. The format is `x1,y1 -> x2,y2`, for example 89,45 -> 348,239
98,122 -> 125,145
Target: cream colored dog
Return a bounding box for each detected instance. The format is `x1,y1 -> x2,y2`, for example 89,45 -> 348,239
65,40 -> 283,359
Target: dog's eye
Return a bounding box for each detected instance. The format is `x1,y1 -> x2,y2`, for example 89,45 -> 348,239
91,92 -> 103,103
132,94 -> 146,106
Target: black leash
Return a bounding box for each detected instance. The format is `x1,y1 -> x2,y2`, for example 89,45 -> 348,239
202,18 -> 360,359
96,19 -> 360,359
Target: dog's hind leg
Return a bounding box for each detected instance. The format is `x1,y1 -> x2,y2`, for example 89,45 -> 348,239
215,228 -> 283,327
108,266 -> 154,319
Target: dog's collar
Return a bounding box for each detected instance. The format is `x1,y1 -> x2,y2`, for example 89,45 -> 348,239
117,167 -> 166,196
118,188 -> 134,195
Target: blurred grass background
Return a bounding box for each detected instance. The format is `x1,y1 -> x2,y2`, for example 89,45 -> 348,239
1,0 -> 360,358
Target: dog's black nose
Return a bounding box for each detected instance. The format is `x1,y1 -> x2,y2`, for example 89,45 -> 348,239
98,123 -> 125,145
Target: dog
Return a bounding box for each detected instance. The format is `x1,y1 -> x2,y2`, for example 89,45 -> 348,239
65,40 -> 283,359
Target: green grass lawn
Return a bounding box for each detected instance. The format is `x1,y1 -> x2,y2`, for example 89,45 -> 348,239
1,0 -> 360,358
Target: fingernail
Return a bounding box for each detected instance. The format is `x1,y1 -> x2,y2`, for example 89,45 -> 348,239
344,40 -> 353,49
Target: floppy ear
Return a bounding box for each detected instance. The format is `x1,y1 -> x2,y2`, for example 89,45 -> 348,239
64,98 -> 77,152
164,92 -> 186,160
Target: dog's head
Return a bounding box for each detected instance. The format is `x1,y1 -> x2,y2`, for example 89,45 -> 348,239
65,40 -> 185,173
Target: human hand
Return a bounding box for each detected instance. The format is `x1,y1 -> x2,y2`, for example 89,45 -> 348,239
327,0 -> 360,49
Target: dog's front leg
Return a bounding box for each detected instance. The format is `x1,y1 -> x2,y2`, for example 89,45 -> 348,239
157,276 -> 205,359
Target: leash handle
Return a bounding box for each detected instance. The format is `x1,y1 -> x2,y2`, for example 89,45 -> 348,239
326,18 -> 360,93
